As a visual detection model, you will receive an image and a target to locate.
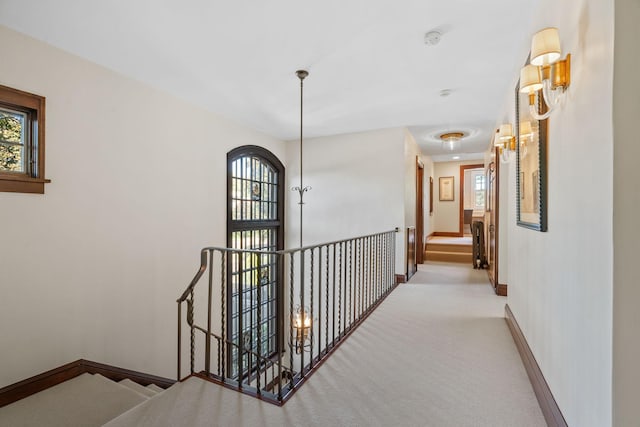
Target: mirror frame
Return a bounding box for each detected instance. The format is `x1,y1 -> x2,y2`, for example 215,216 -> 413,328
515,78 -> 548,232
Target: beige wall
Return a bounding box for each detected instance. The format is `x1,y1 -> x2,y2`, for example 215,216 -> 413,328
0,26 -> 286,387
284,128 -> 406,273
501,0 -> 615,425
613,0 -> 640,424
433,160 -> 483,233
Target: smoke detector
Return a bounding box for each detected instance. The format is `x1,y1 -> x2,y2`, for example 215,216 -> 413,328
424,31 -> 442,46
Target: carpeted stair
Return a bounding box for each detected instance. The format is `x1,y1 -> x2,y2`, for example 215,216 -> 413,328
424,240 -> 473,263
0,373 -> 165,427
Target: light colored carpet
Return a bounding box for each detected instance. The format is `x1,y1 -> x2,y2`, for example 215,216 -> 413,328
0,373 -> 148,427
107,262 -> 546,427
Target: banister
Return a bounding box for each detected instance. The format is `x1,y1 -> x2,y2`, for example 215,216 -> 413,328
177,249 -> 209,303
176,228 -> 399,404
177,229 -> 398,303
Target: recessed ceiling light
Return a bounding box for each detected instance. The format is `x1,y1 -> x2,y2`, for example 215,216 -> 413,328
424,31 -> 442,46
453,156 -> 461,160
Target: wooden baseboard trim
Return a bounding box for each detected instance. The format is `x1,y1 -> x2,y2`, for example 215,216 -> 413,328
80,360 -> 175,389
504,304 -> 567,427
395,274 -> 407,284
0,359 -> 175,408
0,360 -> 84,407
496,283 -> 508,296
432,232 -> 463,237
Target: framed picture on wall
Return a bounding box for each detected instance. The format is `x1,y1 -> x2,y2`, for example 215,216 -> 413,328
439,176 -> 454,201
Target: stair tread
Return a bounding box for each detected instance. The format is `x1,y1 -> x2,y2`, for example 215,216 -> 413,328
425,251 -> 472,263
146,384 -> 164,393
119,378 -> 158,398
425,244 -> 472,254
0,373 -> 147,427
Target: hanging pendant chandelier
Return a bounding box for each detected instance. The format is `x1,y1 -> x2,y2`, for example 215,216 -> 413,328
291,70 -> 311,247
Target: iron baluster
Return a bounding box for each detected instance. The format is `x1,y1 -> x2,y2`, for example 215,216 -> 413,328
238,250 -> 244,389
359,238 -> 363,320
221,251 -> 226,381
206,250 -> 213,376
289,250 -> 294,391
338,242 -> 342,339
309,248 -> 315,369
277,251 -> 283,401
349,240 -> 353,329
256,253 -> 262,395
188,290 -> 194,374
332,243 -> 336,346
325,245 -> 329,353
317,246 -> 322,360
177,302 -> 181,380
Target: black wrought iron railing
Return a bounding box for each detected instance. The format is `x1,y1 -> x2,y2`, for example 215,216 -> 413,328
177,229 -> 398,404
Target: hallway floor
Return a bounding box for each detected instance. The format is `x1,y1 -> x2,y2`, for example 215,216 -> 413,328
107,262 -> 546,427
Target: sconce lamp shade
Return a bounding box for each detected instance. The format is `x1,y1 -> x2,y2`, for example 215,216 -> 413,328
530,27 -> 561,66
520,121 -> 533,137
520,65 -> 543,93
499,124 -> 513,140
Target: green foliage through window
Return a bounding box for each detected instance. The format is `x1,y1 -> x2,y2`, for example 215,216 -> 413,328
0,109 -> 26,173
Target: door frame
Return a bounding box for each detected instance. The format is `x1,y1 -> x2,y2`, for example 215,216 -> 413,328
458,163 -> 484,235
416,156 -> 425,264
488,149 -> 506,295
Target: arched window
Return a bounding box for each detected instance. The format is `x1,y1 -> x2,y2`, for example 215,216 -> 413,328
227,145 -> 284,378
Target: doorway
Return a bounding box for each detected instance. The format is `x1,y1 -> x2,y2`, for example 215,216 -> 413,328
459,164 -> 485,236
416,157 -> 425,264
486,150 -> 506,295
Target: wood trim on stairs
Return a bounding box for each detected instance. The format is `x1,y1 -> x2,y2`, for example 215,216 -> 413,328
80,360 -> 175,389
496,283 -> 508,296
0,359 -> 175,408
432,231 -> 463,238
504,304 -> 568,427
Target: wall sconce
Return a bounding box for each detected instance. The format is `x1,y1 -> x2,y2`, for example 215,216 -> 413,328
292,305 -> 312,354
494,124 -> 516,162
519,27 -> 571,120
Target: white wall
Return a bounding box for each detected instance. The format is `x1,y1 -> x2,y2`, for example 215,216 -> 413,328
433,160 -> 483,233
284,127 -> 406,273
501,1 -> 614,425
0,26 -> 286,387
612,0 -> 640,424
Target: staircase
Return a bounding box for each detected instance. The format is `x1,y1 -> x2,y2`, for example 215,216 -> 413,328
424,237 -> 472,263
0,373 -> 165,427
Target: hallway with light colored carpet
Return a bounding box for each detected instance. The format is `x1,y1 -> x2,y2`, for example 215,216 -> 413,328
106,261 -> 546,427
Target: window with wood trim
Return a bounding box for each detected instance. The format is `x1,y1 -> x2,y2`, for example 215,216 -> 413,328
227,145 -> 284,379
0,85 -> 49,193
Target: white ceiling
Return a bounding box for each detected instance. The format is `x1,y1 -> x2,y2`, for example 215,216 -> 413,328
0,0 -> 539,158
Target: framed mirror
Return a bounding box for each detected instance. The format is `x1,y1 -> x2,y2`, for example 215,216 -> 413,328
516,77 -> 548,231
